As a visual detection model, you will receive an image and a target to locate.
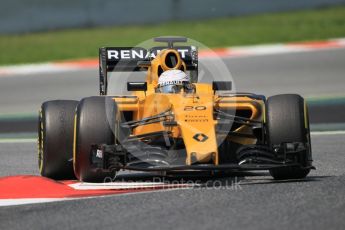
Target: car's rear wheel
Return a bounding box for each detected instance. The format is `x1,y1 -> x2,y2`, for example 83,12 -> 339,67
38,100 -> 78,179
265,94 -> 312,180
73,96 -> 128,182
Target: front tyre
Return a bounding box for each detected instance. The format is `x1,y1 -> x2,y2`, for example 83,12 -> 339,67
38,100 -> 78,179
265,94 -> 312,180
73,96 -> 126,182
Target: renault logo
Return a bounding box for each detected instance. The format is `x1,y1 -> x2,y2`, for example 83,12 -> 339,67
193,133 -> 208,142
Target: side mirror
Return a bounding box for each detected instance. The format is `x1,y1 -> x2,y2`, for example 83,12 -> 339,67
127,82 -> 147,92
212,81 -> 232,91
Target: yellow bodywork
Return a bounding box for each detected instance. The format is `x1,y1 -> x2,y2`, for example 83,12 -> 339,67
112,49 -> 264,166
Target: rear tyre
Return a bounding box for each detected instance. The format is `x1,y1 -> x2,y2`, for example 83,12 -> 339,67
74,96 -> 128,182
265,94 -> 312,180
38,100 -> 78,180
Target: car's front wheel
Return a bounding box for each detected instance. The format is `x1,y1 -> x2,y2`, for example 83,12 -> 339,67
38,100 -> 78,179
265,94 -> 312,180
73,96 -> 128,182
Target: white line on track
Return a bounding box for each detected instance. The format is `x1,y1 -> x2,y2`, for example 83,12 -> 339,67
0,198 -> 74,207
310,130 -> 345,136
0,138 -> 36,143
69,182 -> 194,190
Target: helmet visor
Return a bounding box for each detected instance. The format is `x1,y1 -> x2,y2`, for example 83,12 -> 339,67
157,84 -> 184,94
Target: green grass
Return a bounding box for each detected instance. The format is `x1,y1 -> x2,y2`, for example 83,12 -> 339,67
1,6 -> 345,65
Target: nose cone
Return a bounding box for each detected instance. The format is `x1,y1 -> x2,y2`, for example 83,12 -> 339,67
180,127 -> 218,165
172,94 -> 218,165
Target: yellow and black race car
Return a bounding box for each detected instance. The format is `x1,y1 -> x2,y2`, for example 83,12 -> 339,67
38,37 -> 314,182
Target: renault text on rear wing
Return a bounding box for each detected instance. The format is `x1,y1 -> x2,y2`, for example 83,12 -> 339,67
99,46 -> 198,72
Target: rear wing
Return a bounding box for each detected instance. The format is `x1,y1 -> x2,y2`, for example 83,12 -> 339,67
99,37 -> 198,95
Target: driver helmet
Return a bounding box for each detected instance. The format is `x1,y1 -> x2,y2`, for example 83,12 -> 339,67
157,70 -> 191,93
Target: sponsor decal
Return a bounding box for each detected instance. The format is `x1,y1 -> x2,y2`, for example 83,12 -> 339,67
193,133 -> 208,142
184,114 -> 209,122
184,106 -> 207,111
107,48 -> 147,60
185,119 -> 209,122
159,80 -> 185,87
107,47 -> 191,60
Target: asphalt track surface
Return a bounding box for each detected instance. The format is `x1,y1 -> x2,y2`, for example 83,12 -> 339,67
0,48 -> 345,229
0,132 -> 345,229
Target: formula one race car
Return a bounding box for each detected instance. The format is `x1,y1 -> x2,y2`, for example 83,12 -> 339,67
38,37 -> 314,182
